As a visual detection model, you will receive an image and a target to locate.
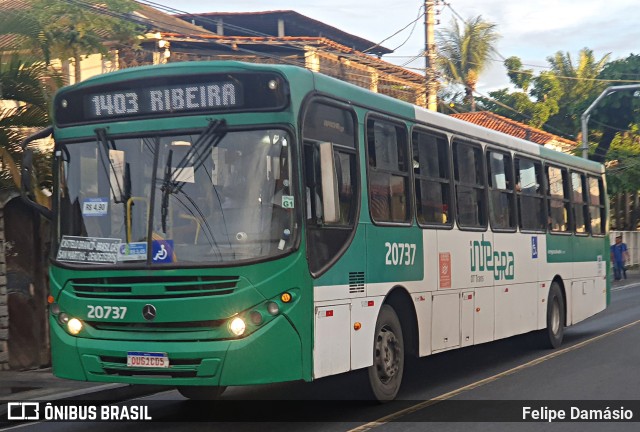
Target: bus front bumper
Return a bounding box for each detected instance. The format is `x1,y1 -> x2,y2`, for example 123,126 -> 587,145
50,314 -> 303,387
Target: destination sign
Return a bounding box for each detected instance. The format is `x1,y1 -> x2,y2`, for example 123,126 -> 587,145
54,72 -> 289,126
86,82 -> 241,118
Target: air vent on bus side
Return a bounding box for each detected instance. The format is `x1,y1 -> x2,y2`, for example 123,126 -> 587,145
70,275 -> 239,299
349,272 -> 365,294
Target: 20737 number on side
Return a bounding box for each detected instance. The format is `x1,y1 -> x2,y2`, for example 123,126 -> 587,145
385,242 -> 416,266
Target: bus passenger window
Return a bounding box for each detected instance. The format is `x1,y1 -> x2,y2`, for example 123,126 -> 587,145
487,150 -> 515,230
366,119 -> 410,224
453,140 -> 486,228
571,172 -> 588,234
546,166 -> 570,233
413,129 -> 451,226
515,157 -> 545,231
588,176 -> 605,235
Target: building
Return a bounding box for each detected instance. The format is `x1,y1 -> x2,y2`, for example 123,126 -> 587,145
172,10 -> 427,106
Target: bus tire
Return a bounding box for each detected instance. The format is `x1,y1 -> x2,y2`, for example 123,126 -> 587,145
543,282 -> 565,349
177,385 -> 227,400
368,304 -> 404,402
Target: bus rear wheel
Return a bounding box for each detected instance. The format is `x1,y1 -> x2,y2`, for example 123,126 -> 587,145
368,305 -> 404,402
542,282 -> 565,349
177,385 -> 227,400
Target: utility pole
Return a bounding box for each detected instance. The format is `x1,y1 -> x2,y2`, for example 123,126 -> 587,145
424,0 -> 438,111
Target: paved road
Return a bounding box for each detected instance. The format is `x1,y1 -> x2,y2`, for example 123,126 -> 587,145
5,281 -> 640,431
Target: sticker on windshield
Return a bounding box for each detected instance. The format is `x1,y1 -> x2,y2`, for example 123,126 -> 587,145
82,198 -> 109,216
152,240 -> 174,264
57,236 -> 120,264
282,195 -> 295,209
118,242 -> 147,261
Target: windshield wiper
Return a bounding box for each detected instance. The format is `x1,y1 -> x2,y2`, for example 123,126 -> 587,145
159,120 -> 227,253
172,119 -> 227,196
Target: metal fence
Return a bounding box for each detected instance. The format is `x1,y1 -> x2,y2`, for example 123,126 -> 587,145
611,231 -> 640,266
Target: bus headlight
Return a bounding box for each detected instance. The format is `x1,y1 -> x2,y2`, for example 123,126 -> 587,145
67,318 -> 83,335
229,317 -> 246,337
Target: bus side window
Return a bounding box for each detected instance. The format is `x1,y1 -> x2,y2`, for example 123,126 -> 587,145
453,139 -> 486,228
546,166 -> 571,233
486,149 -> 515,230
412,129 -> 451,226
587,175 -> 605,235
515,156 -> 546,232
571,171 -> 588,234
366,118 -> 410,224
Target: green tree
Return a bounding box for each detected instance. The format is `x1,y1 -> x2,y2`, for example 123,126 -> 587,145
589,54 -> 640,162
478,59 -> 560,129
0,0 -> 143,82
545,48 -> 610,136
436,15 -> 500,111
478,49 -> 609,140
0,55 -> 60,203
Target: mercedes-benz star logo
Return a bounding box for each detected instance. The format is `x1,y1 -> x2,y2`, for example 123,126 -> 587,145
142,304 -> 157,321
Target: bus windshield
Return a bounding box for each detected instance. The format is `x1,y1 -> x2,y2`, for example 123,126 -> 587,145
55,126 -> 296,266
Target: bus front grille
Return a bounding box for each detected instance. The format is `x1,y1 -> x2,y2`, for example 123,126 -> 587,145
70,275 -> 239,299
86,319 -> 225,332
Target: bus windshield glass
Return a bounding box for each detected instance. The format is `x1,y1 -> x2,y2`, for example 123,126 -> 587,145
55,127 -> 296,266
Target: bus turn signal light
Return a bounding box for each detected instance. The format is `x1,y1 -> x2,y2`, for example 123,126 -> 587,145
281,292 -> 292,303
354,322 -> 362,331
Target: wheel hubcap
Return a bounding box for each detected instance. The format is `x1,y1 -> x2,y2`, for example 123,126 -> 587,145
374,325 -> 400,384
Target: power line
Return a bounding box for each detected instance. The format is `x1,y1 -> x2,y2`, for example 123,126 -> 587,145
364,4 -> 425,54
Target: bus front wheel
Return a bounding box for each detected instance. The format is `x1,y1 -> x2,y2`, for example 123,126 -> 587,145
177,385 -> 227,400
368,305 -> 404,402
542,282 -> 565,349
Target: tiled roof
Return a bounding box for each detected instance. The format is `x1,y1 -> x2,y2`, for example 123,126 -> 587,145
451,111 -> 576,150
179,10 -> 392,57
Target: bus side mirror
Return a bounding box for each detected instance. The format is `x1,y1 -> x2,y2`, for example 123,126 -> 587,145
319,142 -> 339,223
21,148 -> 34,195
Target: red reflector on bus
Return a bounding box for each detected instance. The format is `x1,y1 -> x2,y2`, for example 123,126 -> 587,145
368,301 -> 374,307
467,295 -> 472,300
326,310 -> 333,317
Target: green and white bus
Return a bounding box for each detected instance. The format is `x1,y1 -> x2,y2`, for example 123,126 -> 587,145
21,61 -> 609,401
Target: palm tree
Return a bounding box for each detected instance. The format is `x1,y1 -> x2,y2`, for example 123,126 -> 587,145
0,54 -> 59,204
545,48 -> 610,135
0,0 -> 143,83
437,15 -> 500,111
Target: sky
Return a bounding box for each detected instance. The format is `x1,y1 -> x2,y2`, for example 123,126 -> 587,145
146,0 -> 640,94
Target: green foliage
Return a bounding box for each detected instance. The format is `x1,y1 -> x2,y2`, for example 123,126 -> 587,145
436,15 -> 500,111
590,54 -> 640,161
604,126 -> 640,194
477,48 -> 610,141
544,49 -> 610,135
1,0 -> 143,81
504,56 -> 532,91
0,55 -> 60,192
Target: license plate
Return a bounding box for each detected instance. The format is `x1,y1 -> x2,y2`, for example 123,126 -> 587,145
126,351 -> 169,368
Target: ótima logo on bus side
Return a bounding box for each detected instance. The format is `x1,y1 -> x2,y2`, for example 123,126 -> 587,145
469,234 -> 515,281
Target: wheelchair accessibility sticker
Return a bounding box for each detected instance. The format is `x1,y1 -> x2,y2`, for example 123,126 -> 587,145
152,240 -> 174,263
